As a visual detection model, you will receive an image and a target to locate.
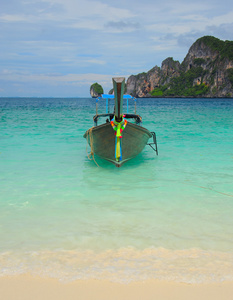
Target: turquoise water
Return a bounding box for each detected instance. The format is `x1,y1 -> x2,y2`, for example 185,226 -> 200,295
0,97 -> 233,283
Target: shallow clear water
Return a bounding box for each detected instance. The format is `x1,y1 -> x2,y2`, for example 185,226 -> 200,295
0,97 -> 233,283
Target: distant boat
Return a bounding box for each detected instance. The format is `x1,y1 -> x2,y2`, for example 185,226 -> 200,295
84,77 -> 158,167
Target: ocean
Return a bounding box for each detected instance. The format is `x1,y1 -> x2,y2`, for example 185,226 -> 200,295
0,97 -> 233,283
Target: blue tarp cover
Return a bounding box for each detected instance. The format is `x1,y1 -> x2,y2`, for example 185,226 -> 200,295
100,94 -> 134,99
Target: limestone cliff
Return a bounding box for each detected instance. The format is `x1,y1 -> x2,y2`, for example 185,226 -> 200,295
90,83 -> 104,98
126,36 -> 233,97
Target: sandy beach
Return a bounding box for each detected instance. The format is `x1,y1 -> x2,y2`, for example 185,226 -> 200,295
0,275 -> 233,300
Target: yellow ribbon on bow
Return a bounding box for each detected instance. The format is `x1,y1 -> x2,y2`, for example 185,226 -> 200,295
110,116 -> 127,161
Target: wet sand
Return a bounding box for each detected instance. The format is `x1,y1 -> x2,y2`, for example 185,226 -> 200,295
1,275 -> 233,300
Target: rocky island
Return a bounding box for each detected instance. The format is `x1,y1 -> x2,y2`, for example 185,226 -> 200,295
126,36 -> 233,98
90,82 -> 104,98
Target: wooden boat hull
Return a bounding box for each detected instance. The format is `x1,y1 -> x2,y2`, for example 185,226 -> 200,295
84,121 -> 152,167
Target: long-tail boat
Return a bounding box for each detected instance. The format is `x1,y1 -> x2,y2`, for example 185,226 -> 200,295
84,77 -> 158,167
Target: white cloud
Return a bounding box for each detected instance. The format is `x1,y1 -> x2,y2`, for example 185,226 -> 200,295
210,11 -> 233,26
0,69 -> 119,86
0,0 -> 136,35
150,38 -> 178,52
0,14 -> 28,22
85,59 -> 106,65
47,0 -> 135,19
169,2 -> 210,15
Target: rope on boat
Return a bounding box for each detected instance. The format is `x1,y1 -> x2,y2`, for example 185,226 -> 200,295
86,127 -> 99,167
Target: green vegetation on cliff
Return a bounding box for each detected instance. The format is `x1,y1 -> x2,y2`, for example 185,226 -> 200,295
151,66 -> 209,97
227,68 -> 233,86
91,82 -> 104,94
193,58 -> 205,66
197,36 -> 233,61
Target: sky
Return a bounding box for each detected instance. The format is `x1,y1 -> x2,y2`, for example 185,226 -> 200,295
1,0 -> 233,97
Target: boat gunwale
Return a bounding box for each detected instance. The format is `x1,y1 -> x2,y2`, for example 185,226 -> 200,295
84,120 -> 152,139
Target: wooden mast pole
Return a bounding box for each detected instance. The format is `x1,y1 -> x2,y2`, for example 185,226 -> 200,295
112,77 -> 125,122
